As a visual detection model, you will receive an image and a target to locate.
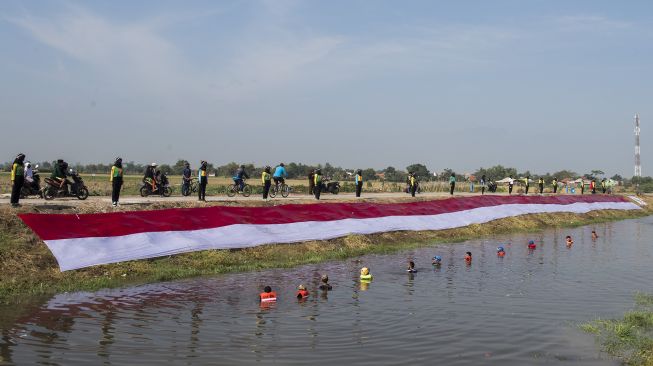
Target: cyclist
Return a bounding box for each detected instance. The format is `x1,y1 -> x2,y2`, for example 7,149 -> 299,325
182,161 -> 192,195
273,163 -> 287,187
233,165 -> 249,192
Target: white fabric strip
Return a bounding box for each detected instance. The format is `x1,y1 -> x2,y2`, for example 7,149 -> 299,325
45,201 -> 640,271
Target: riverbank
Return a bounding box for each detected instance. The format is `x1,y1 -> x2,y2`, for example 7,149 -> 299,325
1,195 -> 650,304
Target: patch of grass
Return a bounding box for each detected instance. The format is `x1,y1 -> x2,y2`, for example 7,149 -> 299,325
635,292 -> 653,307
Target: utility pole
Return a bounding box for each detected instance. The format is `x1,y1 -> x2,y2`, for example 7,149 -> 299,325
635,113 -> 641,192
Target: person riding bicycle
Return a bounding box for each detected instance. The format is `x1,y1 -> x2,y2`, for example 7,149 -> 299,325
233,165 -> 249,192
273,163 -> 287,187
143,163 -> 157,192
182,161 -> 192,194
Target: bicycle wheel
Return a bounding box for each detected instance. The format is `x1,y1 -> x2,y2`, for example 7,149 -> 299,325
269,185 -> 277,198
281,184 -> 290,198
242,184 -> 252,197
226,185 -> 236,197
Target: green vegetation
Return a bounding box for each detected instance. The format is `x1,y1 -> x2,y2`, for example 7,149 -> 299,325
0,197 -> 649,305
581,292 -> 653,366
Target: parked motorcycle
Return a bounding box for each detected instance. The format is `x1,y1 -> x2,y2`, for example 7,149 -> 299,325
43,170 -> 89,200
317,178 -> 340,195
140,173 -> 172,197
20,166 -> 42,198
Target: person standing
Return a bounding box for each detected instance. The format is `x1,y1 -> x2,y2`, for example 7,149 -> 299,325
449,173 -> 456,195
262,166 -> 272,200
110,157 -> 123,207
480,174 -> 486,195
552,177 -> 558,194
579,178 -> 584,195
355,169 -> 363,197
308,169 -> 315,195
313,169 -> 322,200
182,162 -> 192,196
410,173 -> 418,197
523,176 -> 530,195
538,177 -> 544,194
508,176 -> 514,195
10,153 -> 25,207
601,178 -> 607,194
198,161 -> 208,201
590,179 -> 596,194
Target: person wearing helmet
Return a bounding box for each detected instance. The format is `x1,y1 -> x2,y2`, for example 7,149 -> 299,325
182,161 -> 192,196
497,246 -> 506,257
432,256 -> 442,266
198,160 -> 208,201
233,165 -> 249,192
262,166 -> 272,200
313,169 -> 323,199
272,163 -> 287,188
110,157 -> 124,207
355,169 -> 363,197
143,163 -> 157,192
10,153 -> 26,207
51,159 -> 69,193
24,161 -> 34,185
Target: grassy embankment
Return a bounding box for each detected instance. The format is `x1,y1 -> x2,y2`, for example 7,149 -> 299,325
581,293 -> 653,366
0,172 -> 629,196
0,195 -> 650,305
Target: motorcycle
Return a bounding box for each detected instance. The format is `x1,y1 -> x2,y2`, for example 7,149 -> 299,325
43,171 -> 89,200
317,178 -> 340,195
487,181 -> 498,193
140,173 -> 172,197
20,166 -> 42,198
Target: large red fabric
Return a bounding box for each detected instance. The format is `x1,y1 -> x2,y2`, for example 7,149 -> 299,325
20,195 -> 628,241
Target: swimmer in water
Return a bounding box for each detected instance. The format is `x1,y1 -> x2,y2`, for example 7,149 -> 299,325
528,240 -> 536,249
432,256 -> 442,266
565,236 -> 574,246
259,286 -> 277,303
464,252 -> 472,262
497,246 -> 506,257
319,274 -> 332,291
407,261 -> 417,273
296,284 -> 309,299
360,267 -> 373,281
591,230 -> 599,240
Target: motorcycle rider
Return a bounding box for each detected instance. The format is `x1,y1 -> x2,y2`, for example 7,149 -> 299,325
51,159 -> 70,194
10,153 -> 25,207
198,160 -> 208,201
24,162 -> 34,186
313,169 -> 322,200
355,169 -> 363,197
143,163 -> 157,192
182,161 -> 192,195
273,163 -> 287,188
233,165 -> 249,192
110,157 -> 123,207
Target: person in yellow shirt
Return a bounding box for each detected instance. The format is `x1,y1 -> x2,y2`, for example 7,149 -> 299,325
314,169 -> 322,200
109,157 -> 123,207
262,166 -> 271,200
10,153 -> 26,207
198,161 -> 208,201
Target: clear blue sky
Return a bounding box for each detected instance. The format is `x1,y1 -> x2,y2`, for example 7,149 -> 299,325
1,0 -> 651,177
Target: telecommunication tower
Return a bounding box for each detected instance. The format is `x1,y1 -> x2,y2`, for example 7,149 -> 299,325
635,114 -> 641,177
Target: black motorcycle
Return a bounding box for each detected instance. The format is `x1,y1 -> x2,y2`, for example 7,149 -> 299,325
140,173 -> 172,197
20,168 -> 42,198
317,178 -> 340,195
43,171 -> 89,200
487,181 -> 498,193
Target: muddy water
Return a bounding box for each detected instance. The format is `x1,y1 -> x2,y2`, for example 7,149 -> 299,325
2,217 -> 652,365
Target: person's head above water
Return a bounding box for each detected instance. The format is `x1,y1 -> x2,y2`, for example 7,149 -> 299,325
361,267 -> 370,276
408,261 -> 415,268
465,252 -> 472,259
528,240 -> 535,244
497,246 -> 505,252
321,274 -> 329,283
432,256 -> 442,263
298,284 -> 306,291
264,286 -> 272,293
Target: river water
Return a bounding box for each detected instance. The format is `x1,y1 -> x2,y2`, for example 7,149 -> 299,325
2,216 -> 652,365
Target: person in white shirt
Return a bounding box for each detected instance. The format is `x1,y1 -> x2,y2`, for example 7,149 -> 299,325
508,176 -> 514,195
24,162 -> 34,183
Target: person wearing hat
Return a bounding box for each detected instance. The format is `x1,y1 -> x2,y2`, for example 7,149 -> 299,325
355,169 -> 363,197
10,153 -> 26,207
110,157 -> 124,207
432,256 -> 442,266
262,166 -> 272,200
198,161 -> 208,201
313,169 -> 322,200
143,163 -> 157,192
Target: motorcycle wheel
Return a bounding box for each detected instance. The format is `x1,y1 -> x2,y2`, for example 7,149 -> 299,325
269,185 -> 277,198
43,187 -> 55,201
242,185 -> 252,197
281,184 -> 290,198
226,185 -> 236,197
77,187 -> 89,200
140,186 -> 149,197
163,187 -> 172,197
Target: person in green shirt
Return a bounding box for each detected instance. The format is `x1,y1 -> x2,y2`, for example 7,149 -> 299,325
449,173 -> 456,195
523,176 -> 530,195
110,157 -> 123,207
262,166 -> 271,200
10,153 -> 26,207
314,169 -> 322,200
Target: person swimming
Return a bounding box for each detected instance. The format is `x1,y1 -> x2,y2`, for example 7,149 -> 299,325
360,267 -> 373,281
497,246 -> 506,257
259,286 -> 277,303
296,284 -> 309,299
565,236 -> 574,246
528,240 -> 536,249
464,252 -> 472,262
591,230 -> 599,240
432,256 -> 442,266
407,261 -> 417,273
319,274 -> 332,291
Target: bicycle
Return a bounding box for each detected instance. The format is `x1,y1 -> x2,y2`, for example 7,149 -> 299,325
181,177 -> 198,196
226,179 -> 252,197
269,182 -> 291,198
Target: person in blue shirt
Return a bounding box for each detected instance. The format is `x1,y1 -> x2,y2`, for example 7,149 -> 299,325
355,169 -> 363,197
233,165 -> 249,192
273,163 -> 287,187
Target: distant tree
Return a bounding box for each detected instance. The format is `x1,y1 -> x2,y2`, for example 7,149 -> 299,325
361,168 -> 377,181
437,168 -> 455,180
474,165 -> 518,181
406,163 -> 430,181
172,159 -> 190,175
551,170 -> 577,180
611,174 -> 623,181
216,162 -> 240,177
158,164 -> 173,175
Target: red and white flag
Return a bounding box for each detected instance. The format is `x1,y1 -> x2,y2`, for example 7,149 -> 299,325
19,195 -> 638,271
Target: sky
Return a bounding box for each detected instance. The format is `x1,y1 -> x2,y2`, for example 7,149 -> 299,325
1,0 -> 651,177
